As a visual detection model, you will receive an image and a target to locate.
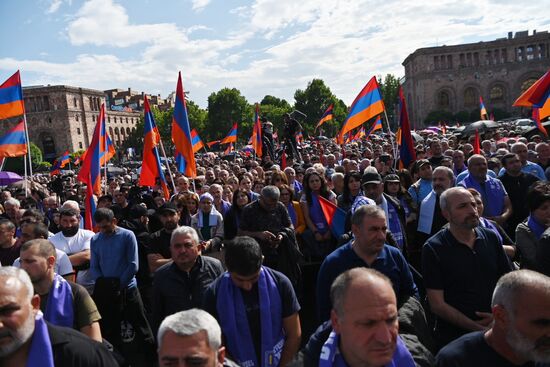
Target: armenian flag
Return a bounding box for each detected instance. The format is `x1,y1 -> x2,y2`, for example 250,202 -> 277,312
0,120 -> 27,157
191,129 -> 205,153
224,143 -> 234,155
352,126 -> 366,141
398,86 -> 416,169
139,95 -> 170,199
220,123 -> 238,144
316,194 -> 346,238
0,71 -> 25,120
338,76 -> 385,144
365,116 -> 383,138
251,104 -> 262,157
473,129 -> 481,154
532,108 -> 548,137
50,150 -> 71,175
479,96 -> 488,120
207,140 -> 221,149
514,70 -> 550,119
171,72 -> 196,177
316,104 -> 334,130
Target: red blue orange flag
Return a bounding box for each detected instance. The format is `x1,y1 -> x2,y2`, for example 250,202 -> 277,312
338,77 -> 385,144
295,131 -> 304,145
140,95 -> 170,199
251,104 -> 262,157
78,104 -> 107,195
224,143 -> 234,155
207,140 -> 221,149
50,150 -> 71,175
353,126 -> 366,141
220,123 -> 238,144
316,104 -> 334,130
532,108 -> 548,137
365,116 -> 383,138
0,120 -> 27,157
191,129 -> 205,153
316,194 -> 346,238
398,86 -> 416,169
171,72 -> 196,177
479,96 -> 488,120
514,70 -> 550,119
0,71 -> 25,120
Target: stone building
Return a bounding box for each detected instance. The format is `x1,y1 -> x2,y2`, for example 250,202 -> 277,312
402,30 -> 550,127
0,85 -> 140,161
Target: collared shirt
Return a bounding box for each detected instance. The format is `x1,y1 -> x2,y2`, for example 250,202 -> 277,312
408,178 -> 433,205
316,242 -> 418,322
499,161 -> 546,181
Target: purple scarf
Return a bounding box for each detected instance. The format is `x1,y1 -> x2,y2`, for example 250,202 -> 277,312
287,202 -> 297,227
310,193 -> 329,234
44,273 -> 74,328
527,215 -> 546,240
27,313 -> 55,367
461,175 -> 504,217
480,217 -> 503,245
319,331 -> 415,367
216,267 -> 284,367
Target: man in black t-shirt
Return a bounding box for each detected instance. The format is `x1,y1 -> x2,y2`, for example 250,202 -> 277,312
436,270 -> 550,367
147,202 -> 180,273
203,236 -> 301,367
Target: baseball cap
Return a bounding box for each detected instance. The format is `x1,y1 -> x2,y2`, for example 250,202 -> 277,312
362,172 -> 382,185
417,159 -> 431,168
384,174 -> 400,183
158,202 -> 178,215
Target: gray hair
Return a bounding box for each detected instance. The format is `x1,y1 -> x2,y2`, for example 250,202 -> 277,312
511,142 -> 527,153
61,200 -> 80,212
0,266 -> 34,301
157,308 -> 221,350
440,187 -> 471,212
260,185 -> 280,200
170,226 -> 200,246
351,204 -> 385,227
331,172 -> 344,181
330,268 -> 392,317
492,270 -> 550,315
433,166 -> 455,183
4,198 -> 20,208
467,154 -> 486,166
363,166 -> 379,175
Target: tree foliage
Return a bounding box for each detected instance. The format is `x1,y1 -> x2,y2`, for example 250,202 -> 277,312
260,95 -> 291,109
294,79 -> 339,135
207,88 -> 250,143
378,74 -> 401,129
3,142 -> 44,174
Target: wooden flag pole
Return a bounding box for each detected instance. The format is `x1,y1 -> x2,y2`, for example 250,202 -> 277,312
382,109 -> 399,169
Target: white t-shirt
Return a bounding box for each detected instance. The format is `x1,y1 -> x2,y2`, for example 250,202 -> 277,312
49,229 -> 95,291
13,248 -> 74,276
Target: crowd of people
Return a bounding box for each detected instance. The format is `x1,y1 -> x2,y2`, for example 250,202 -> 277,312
0,123 -> 550,367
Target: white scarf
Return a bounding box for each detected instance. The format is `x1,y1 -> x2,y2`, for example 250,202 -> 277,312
417,190 -> 437,234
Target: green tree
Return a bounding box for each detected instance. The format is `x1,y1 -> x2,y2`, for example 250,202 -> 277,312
453,110 -> 470,123
207,88 -> 250,143
492,108 -> 511,121
260,95 -> 291,109
378,74 -> 401,129
293,79 -> 338,135
3,142 -> 44,174
424,110 -> 454,126
259,104 -> 292,131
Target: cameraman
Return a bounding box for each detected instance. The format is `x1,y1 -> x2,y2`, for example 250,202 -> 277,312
261,117 -> 275,161
283,113 -> 302,162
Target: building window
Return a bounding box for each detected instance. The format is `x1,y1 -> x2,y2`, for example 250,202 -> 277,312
126,127 -> 131,134
89,97 -> 93,110
517,47 -> 524,61
434,56 -> 440,70
77,128 -> 81,135
474,52 -> 479,66
108,116 -> 111,123
43,96 -> 50,111
464,87 -> 477,108
75,114 -> 79,122
447,55 -> 452,69
521,78 -> 538,93
79,142 -> 83,149
438,91 -> 450,108
48,117 -> 52,124
73,97 -> 77,108
460,53 -> 465,67
526,45 -> 535,60
501,48 -> 507,63
490,86 -> 504,103
126,117 -> 129,124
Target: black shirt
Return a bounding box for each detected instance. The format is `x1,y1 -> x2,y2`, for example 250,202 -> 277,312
147,229 -> 172,259
436,331 -> 545,367
422,227 -> 512,344
498,172 -> 539,235
152,256 -> 223,332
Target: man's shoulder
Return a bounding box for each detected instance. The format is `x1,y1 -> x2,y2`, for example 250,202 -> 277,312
436,331 -> 498,366
323,242 -> 353,263
200,255 -> 224,271
78,229 -> 96,238
424,228 -> 451,248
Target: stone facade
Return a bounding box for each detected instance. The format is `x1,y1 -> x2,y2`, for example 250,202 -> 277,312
402,30 -> 550,127
0,85 -> 140,161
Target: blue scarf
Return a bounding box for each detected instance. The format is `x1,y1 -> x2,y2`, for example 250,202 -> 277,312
462,175 -> 504,217
381,197 -> 404,250
27,313 -> 55,367
480,217 -> 503,244
310,193 -> 329,234
44,273 -> 74,328
287,202 -> 297,227
417,190 -> 437,234
527,215 -> 546,240
319,331 -> 416,367
217,267 -> 284,367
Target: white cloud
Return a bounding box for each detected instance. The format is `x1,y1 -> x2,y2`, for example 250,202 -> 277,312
46,0 -> 63,13
191,0 -> 211,12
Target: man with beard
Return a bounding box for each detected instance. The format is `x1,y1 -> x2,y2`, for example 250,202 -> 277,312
0,266 -> 118,366
49,208 -> 95,293
436,270 -> 550,366
147,203 -> 181,273
422,187 -> 513,348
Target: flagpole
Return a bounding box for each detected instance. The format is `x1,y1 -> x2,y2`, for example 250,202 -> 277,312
23,154 -> 28,197
382,110 -> 398,168
157,137 -> 177,194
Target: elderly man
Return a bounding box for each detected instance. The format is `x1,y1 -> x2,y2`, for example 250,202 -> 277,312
458,154 -> 512,227
436,270 -> 550,366
0,266 -> 118,366
305,268 -> 416,366
499,142 -> 546,180
422,187 -> 513,347
152,226 -> 223,333
19,239 -> 102,342
209,184 -> 231,216
1,198 -> 20,225
317,205 -> 417,323
203,236 -> 301,367
157,309 -> 228,367
284,167 -> 303,200
0,219 -> 20,266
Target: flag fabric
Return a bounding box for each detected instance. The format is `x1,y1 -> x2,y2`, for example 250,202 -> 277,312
139,96 -> 170,200
473,129 -> 481,154
0,71 -> 25,120
79,105 -> 115,167
171,72 -> 197,177
251,104 -> 262,157
365,116 -> 383,138
338,76 -> 385,144
514,70 -> 550,119
316,194 -> 346,239
77,107 -> 104,195
353,126 -> 366,141
479,96 -> 488,120
316,104 -> 334,130
281,152 -> 287,169
73,156 -> 81,166
0,120 -> 27,158
398,86 -> 417,169
224,143 -> 234,155
83,173 -> 96,232
207,140 -> 221,148
50,150 -> 71,175
220,123 -> 238,144
489,113 -> 495,121
532,108 -> 548,137
190,129 -> 205,153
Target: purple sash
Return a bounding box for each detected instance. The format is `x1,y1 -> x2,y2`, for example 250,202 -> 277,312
480,217 -> 502,244
385,199 -> 404,250
217,267 -> 284,367
287,203 -> 297,227
460,175 -> 504,217
27,313 -> 54,367
44,273 -> 74,328
527,215 -> 546,240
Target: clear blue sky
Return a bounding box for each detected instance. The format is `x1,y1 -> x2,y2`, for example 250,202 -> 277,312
1,0 -> 549,107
